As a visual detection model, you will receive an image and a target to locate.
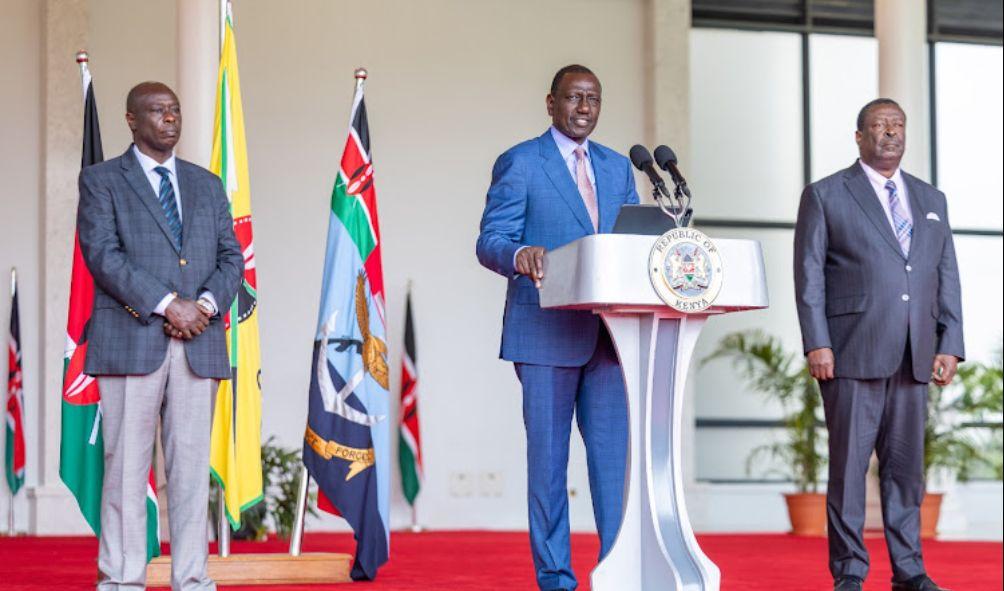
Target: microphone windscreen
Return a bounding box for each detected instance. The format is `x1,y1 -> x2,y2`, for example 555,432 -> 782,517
653,145 -> 678,170
629,144 -> 653,171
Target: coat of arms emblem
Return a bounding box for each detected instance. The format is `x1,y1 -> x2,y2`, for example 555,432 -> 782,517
649,227 -> 724,312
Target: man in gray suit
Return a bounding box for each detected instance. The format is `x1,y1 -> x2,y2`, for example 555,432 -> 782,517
794,98 -> 964,591
78,81 -> 243,591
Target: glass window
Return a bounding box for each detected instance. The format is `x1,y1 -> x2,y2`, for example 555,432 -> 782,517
690,28 -> 804,222
809,34 -> 879,181
935,42 -> 1004,231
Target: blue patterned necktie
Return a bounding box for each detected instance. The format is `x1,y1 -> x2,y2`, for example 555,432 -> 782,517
885,179 -> 911,256
154,166 -> 182,247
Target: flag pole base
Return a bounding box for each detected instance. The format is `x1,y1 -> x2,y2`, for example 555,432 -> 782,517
146,552 -> 352,586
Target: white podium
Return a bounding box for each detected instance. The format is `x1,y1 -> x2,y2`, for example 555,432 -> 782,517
539,233 -> 768,591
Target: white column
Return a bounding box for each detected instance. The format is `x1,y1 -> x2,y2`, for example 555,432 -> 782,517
31,0 -> 93,535
175,0 -> 218,168
642,0 -> 695,486
643,0 -> 691,165
876,0 -> 930,179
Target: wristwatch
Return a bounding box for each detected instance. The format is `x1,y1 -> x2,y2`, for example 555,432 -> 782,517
197,297 -> 216,316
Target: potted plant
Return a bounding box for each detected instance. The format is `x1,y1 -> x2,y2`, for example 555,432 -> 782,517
921,349 -> 1003,538
703,330 -> 828,536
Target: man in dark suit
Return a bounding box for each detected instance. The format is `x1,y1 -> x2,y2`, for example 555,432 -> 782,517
794,98 -> 964,591
78,81 -> 243,591
476,64 -> 639,591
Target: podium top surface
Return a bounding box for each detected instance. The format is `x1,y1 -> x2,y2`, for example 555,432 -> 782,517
539,233 -> 769,315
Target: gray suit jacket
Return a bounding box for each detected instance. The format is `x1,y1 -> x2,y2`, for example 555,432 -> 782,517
793,161 -> 964,383
77,147 -> 244,379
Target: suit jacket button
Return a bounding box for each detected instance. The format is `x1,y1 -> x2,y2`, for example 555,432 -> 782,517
180,258 -> 188,266
905,265 -> 912,272
902,294 -> 910,302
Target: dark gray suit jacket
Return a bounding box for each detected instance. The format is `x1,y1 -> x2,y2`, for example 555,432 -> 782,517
77,147 -> 244,379
793,161 -> 964,383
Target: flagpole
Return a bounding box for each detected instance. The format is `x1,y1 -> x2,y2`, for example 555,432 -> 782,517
410,505 -> 422,533
288,465 -> 309,556
216,0 -> 232,560
6,268 -> 15,536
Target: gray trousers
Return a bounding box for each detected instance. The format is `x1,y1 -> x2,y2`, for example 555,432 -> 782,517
821,347 -> 928,583
97,339 -> 217,591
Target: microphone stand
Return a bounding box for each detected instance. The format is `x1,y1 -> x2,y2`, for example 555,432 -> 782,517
653,182 -> 691,228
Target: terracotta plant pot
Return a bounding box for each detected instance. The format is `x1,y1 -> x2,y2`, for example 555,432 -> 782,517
920,492 -> 943,539
784,492 -> 827,536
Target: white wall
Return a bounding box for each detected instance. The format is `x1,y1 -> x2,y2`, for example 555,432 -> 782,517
0,0 -> 42,534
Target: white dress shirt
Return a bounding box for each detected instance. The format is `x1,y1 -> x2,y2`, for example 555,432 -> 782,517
132,145 -> 218,316
858,159 -> 912,233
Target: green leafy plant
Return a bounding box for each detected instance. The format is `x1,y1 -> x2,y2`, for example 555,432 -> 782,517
210,437 -> 318,541
926,348 -> 1003,482
262,437 -> 318,539
702,330 -> 826,493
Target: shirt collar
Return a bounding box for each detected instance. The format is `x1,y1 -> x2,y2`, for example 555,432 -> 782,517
858,158 -> 904,190
132,144 -> 177,177
550,126 -> 590,162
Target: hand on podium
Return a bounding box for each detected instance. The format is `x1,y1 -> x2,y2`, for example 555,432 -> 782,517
516,246 -> 546,288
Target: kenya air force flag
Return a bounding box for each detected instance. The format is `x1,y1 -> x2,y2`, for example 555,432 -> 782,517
5,270 -> 26,496
58,57 -> 161,560
303,71 -> 389,581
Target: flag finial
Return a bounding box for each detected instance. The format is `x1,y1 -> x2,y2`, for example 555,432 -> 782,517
354,68 -> 368,80
75,50 -> 89,64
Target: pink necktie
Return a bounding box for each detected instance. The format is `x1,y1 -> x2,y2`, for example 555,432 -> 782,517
574,147 -> 599,231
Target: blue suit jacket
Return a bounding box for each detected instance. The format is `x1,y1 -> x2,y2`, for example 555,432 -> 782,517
476,130 -> 640,367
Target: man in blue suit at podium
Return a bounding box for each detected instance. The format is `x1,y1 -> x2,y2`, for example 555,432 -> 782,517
476,64 -> 639,591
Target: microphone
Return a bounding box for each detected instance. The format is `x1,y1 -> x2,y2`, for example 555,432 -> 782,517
653,145 -> 688,188
629,145 -> 667,191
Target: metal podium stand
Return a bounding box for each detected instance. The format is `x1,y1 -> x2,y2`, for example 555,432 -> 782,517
539,233 -> 768,591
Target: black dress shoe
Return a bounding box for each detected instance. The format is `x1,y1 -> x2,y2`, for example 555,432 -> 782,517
891,574 -> 951,591
835,576 -> 863,591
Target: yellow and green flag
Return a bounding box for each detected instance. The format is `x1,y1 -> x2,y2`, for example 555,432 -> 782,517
209,6 -> 263,528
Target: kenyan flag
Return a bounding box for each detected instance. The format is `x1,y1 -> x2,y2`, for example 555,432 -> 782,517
398,289 -> 422,508
58,57 -> 160,560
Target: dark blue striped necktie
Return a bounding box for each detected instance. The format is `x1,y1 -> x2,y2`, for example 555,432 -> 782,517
154,166 -> 182,247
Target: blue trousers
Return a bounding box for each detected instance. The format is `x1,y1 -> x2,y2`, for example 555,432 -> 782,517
515,327 -> 628,591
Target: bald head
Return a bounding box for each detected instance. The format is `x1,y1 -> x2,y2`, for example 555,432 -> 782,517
126,81 -> 178,114
125,81 -> 181,163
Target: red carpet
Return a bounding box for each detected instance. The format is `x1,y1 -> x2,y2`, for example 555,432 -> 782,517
0,531 -> 1000,590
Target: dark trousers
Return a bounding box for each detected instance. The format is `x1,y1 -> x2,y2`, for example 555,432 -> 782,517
821,348 -> 928,582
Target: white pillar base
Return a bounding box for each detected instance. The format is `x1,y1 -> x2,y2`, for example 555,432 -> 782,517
27,485 -> 95,535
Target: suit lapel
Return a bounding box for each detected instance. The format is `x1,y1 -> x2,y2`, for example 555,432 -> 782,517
177,161 -> 197,255
120,147 -> 181,254
903,173 -> 928,264
539,133 -> 595,235
591,146 -> 618,234
844,162 -> 905,259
